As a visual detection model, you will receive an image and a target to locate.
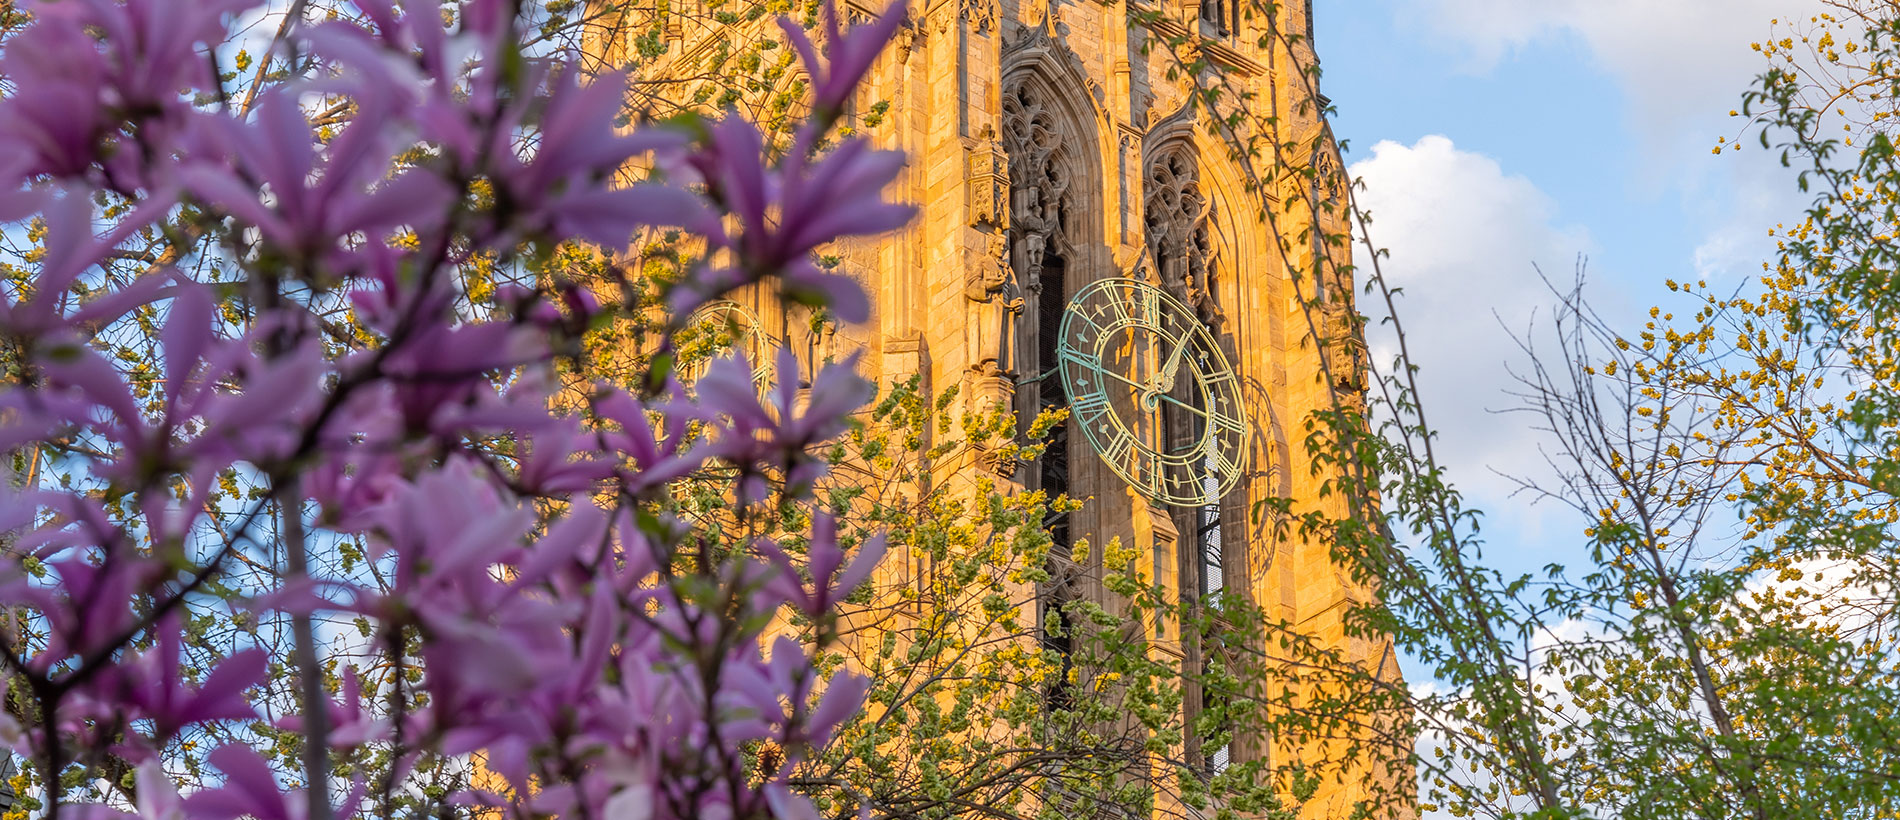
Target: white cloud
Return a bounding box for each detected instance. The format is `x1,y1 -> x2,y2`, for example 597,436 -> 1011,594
1686,147 -> 1812,281
1743,557 -> 1893,639
1353,135 -> 1592,498
1388,0 -> 1832,285
1401,0 -> 1827,150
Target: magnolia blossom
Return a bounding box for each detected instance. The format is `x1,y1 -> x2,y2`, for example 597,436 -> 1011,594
778,0 -> 911,122
673,0 -> 914,323
0,0 -> 910,818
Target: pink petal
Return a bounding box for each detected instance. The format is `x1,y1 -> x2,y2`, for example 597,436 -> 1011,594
161,284 -> 213,403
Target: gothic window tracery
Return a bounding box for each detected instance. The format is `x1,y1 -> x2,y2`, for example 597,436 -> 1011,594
1002,79 -> 1075,284
1144,146 -> 1222,323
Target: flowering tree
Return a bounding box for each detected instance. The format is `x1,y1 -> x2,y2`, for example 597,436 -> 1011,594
1288,4 -> 1900,818
0,0 -> 913,817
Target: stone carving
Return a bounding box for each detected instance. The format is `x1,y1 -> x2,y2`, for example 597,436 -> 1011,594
965,238 -> 1022,478
929,0 -> 957,35
1001,78 -> 1072,286
1002,15 -> 1104,113
967,134 -> 1009,228
1314,147 -> 1343,206
1144,145 -> 1222,322
1004,16 -> 1048,51
928,0 -> 994,35
895,23 -> 919,63
1020,0 -> 1051,30
961,0 -> 996,33
965,233 -> 1024,379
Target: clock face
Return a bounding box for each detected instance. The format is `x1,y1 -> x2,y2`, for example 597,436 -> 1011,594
1056,279 -> 1249,507
677,300 -> 772,392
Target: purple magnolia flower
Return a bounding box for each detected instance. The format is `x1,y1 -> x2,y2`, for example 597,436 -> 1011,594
779,0 -> 911,120
0,154 -> 35,219
677,118 -> 912,324
481,66 -> 712,248
760,515 -> 887,619
687,347 -> 873,502
593,384 -> 709,496
184,744 -> 363,820
0,0 -> 917,815
15,277 -> 331,491
0,190 -> 174,336
64,760 -> 186,820
34,0 -> 256,114
180,89 -> 457,263
0,15 -> 111,179
82,615 -> 263,750
0,0 -> 253,186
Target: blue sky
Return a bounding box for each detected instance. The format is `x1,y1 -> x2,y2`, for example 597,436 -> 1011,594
1313,0 -> 1824,578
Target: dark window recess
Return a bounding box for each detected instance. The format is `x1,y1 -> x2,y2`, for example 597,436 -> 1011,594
1042,583 -> 1077,710
1202,656 -> 1231,775
1198,0 -> 1238,36
1036,254 -> 1074,711
1187,351 -> 1232,775
1036,254 -> 1071,550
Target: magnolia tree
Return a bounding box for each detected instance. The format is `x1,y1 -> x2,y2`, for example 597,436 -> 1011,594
0,0 -> 914,818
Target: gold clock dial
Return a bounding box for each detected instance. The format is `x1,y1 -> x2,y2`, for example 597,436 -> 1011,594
1056,279 -> 1248,506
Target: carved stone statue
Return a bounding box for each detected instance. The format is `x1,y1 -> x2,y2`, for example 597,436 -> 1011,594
966,233 -> 1024,378
965,234 -> 1024,478
1014,181 -> 1046,237
1012,176 -> 1053,285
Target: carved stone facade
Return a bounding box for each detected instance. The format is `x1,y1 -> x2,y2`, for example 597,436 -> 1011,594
595,0 -> 1401,816
1143,142 -> 1221,322
1001,75 -> 1072,292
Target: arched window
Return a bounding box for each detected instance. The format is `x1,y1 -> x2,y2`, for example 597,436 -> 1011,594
1146,141 -> 1239,774
1035,253 -> 1071,550
1199,433 -> 1231,775
1033,251 -> 1075,710
1004,75 -> 1082,711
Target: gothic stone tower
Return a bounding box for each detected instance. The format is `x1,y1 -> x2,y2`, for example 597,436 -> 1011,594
592,0 -> 1403,815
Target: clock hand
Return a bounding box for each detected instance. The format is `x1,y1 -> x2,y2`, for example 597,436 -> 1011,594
1147,386 -> 1209,418
1078,361 -> 1151,393
1072,359 -> 1209,419
1158,332 -> 1190,391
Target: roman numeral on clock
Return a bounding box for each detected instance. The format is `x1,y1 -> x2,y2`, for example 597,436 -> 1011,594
1102,432 -> 1137,467
1070,389 -> 1111,420
1211,412 -> 1246,434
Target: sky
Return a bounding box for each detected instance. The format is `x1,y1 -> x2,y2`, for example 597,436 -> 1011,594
1313,0 -> 1826,577
1308,3 -> 1847,808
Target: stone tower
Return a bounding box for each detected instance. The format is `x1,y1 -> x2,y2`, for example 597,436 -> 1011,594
590,0 -> 1404,815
